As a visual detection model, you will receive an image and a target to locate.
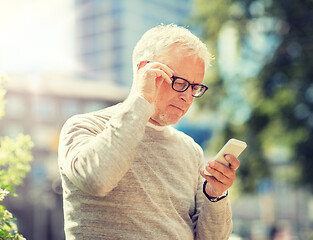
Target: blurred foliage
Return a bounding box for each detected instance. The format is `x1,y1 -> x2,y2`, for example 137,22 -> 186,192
0,76 -> 34,239
193,0 -> 313,193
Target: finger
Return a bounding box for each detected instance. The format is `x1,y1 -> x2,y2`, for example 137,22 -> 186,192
147,62 -> 174,81
208,161 -> 231,174
200,169 -> 231,195
152,69 -> 172,85
206,165 -> 228,183
224,154 -> 240,171
206,162 -> 235,185
148,61 -> 174,74
200,169 -> 222,185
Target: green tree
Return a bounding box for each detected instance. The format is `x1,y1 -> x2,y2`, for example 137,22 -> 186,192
0,75 -> 34,239
193,0 -> 313,192
252,0 -> 313,189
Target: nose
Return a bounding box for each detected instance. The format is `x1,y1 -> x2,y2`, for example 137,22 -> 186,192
179,87 -> 194,104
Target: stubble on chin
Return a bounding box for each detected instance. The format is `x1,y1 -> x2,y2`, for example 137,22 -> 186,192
150,113 -> 179,127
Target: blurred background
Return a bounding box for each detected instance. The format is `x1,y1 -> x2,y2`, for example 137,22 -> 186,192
0,0 -> 312,239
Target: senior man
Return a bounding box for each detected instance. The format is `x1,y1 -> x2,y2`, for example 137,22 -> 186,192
58,24 -> 240,239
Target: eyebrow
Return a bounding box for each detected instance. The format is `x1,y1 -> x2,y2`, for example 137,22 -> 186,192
172,75 -> 206,86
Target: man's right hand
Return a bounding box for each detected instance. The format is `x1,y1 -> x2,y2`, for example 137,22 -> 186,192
130,61 -> 174,104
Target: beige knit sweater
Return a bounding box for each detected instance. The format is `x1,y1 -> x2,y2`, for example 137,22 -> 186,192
58,95 -> 232,240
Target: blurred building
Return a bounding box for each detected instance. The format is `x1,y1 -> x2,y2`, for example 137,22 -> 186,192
74,0 -> 193,86
0,0 -> 204,239
1,72 -> 128,240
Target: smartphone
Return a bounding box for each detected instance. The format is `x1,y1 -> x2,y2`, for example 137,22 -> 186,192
203,138 -> 247,176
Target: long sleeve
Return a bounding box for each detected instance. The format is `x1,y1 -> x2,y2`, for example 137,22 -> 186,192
58,95 -> 154,197
195,197 -> 232,240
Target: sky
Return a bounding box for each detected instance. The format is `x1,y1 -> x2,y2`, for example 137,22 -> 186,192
0,0 -> 77,74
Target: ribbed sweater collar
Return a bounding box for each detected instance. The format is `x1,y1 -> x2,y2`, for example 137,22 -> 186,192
146,121 -> 167,131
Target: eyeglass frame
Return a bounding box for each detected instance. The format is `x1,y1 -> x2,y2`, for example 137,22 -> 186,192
171,76 -> 208,98
136,60 -> 208,98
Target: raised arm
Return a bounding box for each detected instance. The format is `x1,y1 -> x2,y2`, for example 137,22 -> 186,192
58,95 -> 153,197
58,61 -> 173,197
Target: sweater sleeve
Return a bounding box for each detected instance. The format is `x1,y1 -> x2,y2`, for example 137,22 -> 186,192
195,196 -> 233,240
58,95 -> 154,197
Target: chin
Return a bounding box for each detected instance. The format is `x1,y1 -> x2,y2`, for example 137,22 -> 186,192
151,114 -> 181,126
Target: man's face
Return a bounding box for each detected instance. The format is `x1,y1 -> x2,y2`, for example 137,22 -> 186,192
149,47 -> 205,126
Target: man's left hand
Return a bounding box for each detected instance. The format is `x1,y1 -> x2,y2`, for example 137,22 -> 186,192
200,154 -> 240,198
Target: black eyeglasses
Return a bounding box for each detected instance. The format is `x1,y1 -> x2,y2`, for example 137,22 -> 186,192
171,76 -> 208,98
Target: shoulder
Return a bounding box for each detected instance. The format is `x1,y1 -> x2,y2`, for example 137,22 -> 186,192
61,103 -> 121,136
170,127 -> 204,155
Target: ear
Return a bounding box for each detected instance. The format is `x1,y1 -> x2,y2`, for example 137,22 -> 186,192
137,60 -> 150,71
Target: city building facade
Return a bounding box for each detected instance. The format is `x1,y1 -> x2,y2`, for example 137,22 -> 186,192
1,73 -> 128,240
75,0 -> 193,86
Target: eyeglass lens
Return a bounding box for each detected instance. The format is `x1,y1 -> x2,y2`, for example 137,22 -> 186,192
172,78 -> 206,97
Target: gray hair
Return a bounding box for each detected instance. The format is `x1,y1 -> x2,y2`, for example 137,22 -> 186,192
132,24 -> 213,74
